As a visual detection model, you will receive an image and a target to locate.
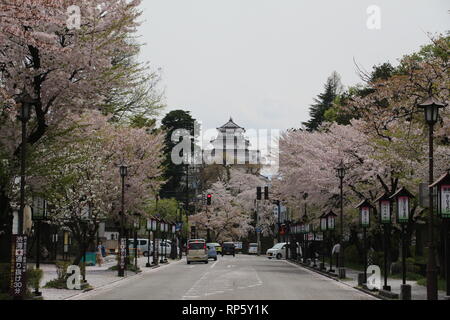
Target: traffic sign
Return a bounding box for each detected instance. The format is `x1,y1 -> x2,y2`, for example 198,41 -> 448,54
255,227 -> 262,233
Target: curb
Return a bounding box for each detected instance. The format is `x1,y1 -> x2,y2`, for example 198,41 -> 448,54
285,259 -> 382,300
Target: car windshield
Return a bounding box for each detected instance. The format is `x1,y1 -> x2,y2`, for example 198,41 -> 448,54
272,243 -> 285,250
189,242 -> 205,250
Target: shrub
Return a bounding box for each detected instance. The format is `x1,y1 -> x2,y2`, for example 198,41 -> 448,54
27,268 -> 43,292
344,244 -> 361,265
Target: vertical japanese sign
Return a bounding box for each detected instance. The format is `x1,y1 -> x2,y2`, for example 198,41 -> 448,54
398,196 -> 409,223
442,185 -> 450,218
120,238 -> 126,270
361,207 -> 370,227
380,200 -> 391,223
10,235 -> 28,297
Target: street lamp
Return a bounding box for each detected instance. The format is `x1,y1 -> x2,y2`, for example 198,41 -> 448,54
325,210 -> 337,273
417,96 -> 447,300
335,159 -> 346,279
31,197 -> 47,297
390,187 -> 414,300
356,199 -> 373,285
118,164 -> 128,277
319,212 -> 327,270
133,213 -> 141,271
430,169 -> 450,298
160,220 -> 167,263
375,192 -> 392,291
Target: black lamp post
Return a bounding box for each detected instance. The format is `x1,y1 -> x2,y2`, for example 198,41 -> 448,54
153,217 -> 160,267
390,187 -> 414,300
356,199 -> 373,284
160,220 -> 166,263
417,96 -> 447,300
430,169 -> 450,298
298,221 -> 305,263
375,192 -> 393,291
31,197 -> 47,296
325,210 -> 337,273
146,217 -> 157,267
335,160 -> 346,278
319,212 -> 328,270
118,164 -> 128,277
133,213 -> 140,271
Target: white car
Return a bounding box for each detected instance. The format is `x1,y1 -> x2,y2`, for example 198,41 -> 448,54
266,242 -> 288,260
248,243 -> 258,254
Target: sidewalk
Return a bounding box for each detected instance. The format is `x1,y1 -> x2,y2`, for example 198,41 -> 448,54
289,258 -> 447,300
33,255 -> 182,300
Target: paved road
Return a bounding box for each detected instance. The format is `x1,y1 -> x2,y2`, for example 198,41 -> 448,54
77,255 -> 376,300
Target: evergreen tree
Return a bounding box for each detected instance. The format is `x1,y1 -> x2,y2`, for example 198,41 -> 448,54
302,72 -> 343,131
160,110 -> 196,200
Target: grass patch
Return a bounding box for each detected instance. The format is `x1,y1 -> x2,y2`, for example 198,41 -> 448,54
108,264 -> 141,273
391,272 -> 423,281
416,277 -> 446,292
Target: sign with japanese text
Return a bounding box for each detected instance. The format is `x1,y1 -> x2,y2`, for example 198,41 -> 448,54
380,200 -> 391,224
10,235 -> 28,297
361,207 -> 370,227
441,185 -> 450,218
119,238 -> 126,270
398,196 -> 409,223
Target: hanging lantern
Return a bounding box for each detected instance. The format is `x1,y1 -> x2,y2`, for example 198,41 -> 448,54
32,197 -> 48,221
430,170 -> 450,219
325,210 -> 337,231
356,199 -> 374,228
375,193 -> 392,224
320,213 -> 327,231
390,187 -> 415,224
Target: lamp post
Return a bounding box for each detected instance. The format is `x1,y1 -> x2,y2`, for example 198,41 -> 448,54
160,220 -> 166,264
356,199 -> 373,284
320,213 -> 327,270
118,164 -> 128,277
390,187 -> 414,300
375,192 -> 392,291
417,96 -> 447,300
31,197 -> 46,296
152,217 -> 159,267
430,169 -> 450,298
325,210 -> 337,273
171,224 -> 176,259
145,217 -> 153,268
133,213 -> 140,271
335,160 -> 346,279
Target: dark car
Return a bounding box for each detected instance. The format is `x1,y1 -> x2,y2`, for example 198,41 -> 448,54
221,242 -> 235,257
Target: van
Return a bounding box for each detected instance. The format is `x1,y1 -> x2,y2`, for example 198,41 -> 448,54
186,239 -> 208,264
128,239 -> 178,257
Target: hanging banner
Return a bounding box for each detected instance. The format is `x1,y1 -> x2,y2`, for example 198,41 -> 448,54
441,185 -> 450,218
398,196 -> 409,223
10,235 -> 28,297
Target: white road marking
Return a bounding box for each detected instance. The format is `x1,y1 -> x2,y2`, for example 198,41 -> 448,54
210,260 -> 219,269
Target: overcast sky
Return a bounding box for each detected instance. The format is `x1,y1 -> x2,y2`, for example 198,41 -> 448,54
137,0 -> 449,133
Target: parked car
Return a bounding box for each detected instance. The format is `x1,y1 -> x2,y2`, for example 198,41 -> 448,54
221,242 -> 236,256
186,239 -> 208,264
266,242 -> 288,259
248,243 -> 258,254
128,239 -> 179,257
206,243 -> 218,261
207,242 -> 222,255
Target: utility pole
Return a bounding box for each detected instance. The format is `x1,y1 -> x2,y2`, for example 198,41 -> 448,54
256,200 -> 260,256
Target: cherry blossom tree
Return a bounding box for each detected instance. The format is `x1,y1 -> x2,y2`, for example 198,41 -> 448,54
28,111 -> 164,264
